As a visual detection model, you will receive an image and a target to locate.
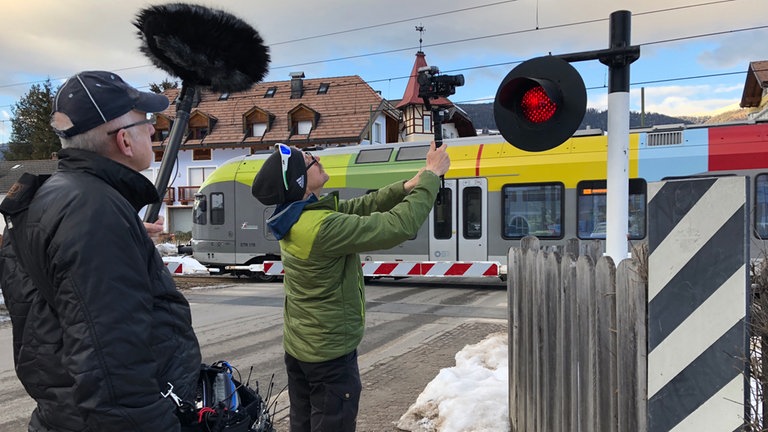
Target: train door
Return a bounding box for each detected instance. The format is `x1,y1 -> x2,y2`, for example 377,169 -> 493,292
428,178 -> 488,261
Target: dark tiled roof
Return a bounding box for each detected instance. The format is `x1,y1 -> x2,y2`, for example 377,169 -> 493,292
0,159 -> 59,194
740,60 -> 768,108
156,75 -> 398,150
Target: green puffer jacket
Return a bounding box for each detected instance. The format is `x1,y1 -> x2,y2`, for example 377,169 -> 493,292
275,171 -> 440,362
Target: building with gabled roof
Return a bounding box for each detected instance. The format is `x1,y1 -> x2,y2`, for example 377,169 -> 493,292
394,50 -> 477,142
146,73 -> 402,232
153,73 -> 401,152
740,60 -> 768,121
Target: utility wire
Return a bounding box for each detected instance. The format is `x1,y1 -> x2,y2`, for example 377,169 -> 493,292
269,0 -> 519,46
0,0 -> 759,110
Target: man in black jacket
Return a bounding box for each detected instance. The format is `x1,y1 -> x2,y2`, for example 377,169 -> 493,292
0,71 -> 202,431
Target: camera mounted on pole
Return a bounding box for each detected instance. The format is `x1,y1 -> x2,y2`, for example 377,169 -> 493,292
417,65 -> 464,203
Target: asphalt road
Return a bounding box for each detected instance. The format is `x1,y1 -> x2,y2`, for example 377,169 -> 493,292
0,277 -> 508,431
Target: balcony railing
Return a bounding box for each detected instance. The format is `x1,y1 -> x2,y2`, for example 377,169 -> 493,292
178,186 -> 200,205
163,187 -> 175,204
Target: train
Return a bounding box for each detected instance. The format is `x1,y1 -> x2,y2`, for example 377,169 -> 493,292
190,120 -> 768,280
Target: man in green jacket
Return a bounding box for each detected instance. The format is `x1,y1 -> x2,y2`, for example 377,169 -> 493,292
251,141 -> 450,432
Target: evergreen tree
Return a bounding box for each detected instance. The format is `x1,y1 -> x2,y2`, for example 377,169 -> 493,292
149,78 -> 179,94
3,80 -> 60,161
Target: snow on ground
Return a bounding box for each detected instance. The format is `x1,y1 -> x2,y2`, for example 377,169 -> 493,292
397,332 -> 509,432
158,244 -> 211,275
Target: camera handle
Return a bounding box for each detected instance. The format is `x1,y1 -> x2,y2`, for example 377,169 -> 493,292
422,97 -> 446,205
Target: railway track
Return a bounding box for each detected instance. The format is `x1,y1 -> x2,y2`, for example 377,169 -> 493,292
172,274 -> 263,290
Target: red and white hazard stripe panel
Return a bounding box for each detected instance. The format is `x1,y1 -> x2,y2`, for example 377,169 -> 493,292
255,261 -> 500,277
361,261 -> 499,277
164,260 -> 184,274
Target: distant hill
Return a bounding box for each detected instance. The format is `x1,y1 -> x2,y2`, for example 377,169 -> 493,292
457,103 -> 709,132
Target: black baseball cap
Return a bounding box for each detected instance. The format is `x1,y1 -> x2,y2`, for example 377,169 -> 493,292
51,70 -> 169,138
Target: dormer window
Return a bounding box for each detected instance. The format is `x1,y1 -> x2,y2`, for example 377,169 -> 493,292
186,110 -> 216,141
317,83 -> 330,94
264,87 -> 277,98
190,127 -> 208,140
151,115 -> 172,142
153,129 -> 170,142
244,107 -> 274,137
288,104 -> 319,136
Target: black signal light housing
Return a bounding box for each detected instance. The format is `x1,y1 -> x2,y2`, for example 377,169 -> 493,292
494,56 -> 587,152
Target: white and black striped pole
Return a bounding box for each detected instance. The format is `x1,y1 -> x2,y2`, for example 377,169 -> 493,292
602,11 -> 637,262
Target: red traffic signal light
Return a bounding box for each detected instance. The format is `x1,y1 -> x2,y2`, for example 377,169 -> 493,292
494,56 -> 587,152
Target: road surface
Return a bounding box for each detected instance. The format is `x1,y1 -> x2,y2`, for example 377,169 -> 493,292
0,277 -> 508,431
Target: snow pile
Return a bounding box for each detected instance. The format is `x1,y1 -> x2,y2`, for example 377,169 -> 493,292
162,255 -> 210,275
155,242 -> 179,257
397,332 -> 509,432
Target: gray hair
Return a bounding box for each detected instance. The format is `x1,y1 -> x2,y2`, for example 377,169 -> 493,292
58,112 -> 133,154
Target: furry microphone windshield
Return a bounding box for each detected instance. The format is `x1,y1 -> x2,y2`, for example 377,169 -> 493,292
134,3 -> 270,93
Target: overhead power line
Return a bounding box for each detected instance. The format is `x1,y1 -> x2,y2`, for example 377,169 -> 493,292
0,0 -> 759,111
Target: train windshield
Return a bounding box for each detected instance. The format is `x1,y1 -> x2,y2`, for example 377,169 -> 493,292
193,194 -> 207,225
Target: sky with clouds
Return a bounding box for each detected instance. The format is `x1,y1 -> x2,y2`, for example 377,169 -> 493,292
0,0 -> 766,142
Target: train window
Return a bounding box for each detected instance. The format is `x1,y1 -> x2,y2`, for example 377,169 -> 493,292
433,188 -> 453,239
577,179 -> 647,240
210,193 -> 225,225
356,148 -> 392,164
463,187 -> 482,240
502,183 -> 563,239
756,174 -> 768,239
395,146 -> 429,161
193,194 -> 207,225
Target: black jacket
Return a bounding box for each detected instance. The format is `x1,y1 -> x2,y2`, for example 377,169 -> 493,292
0,149 -> 201,432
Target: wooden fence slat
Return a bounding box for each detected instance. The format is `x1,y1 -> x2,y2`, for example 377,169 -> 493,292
577,255 -> 597,431
562,252 -> 579,432
508,247 -> 520,432
616,258 -> 647,432
596,256 -> 618,432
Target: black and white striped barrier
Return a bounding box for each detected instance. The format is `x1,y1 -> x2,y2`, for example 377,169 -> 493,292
647,176 -> 749,431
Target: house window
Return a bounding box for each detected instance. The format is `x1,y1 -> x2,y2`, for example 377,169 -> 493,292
193,148 -> 212,161
373,123 -> 382,144
252,122 -> 268,137
423,114 -> 432,133
297,120 -> 312,134
189,167 -> 216,186
218,92 -> 230,100
264,87 -> 277,98
317,83 -> 330,94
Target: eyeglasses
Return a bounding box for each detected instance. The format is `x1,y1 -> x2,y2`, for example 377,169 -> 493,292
106,116 -> 156,136
305,152 -> 319,170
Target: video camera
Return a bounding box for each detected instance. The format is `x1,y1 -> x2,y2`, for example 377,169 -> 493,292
417,66 -> 465,100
